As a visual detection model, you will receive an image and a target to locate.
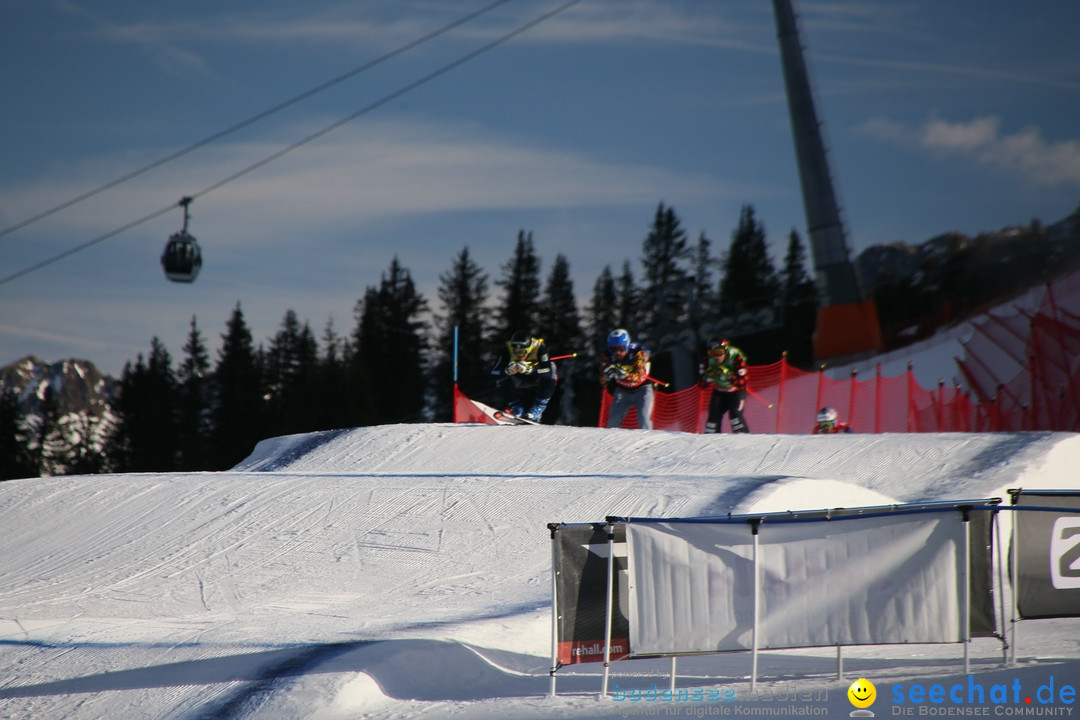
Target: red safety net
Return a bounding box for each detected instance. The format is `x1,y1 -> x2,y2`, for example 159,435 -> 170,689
457,268 -> 1080,434
597,361 -> 978,434
956,267 -> 1080,431
596,267 -> 1080,434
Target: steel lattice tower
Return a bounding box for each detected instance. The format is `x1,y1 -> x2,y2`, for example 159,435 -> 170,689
772,0 -> 883,360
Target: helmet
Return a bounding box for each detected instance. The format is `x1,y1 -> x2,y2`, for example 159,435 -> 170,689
707,337 -> 729,358
509,330 -> 531,350
817,407 -> 838,425
607,328 -> 630,351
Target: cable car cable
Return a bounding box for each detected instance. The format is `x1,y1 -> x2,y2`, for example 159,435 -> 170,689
187,0 -> 582,203
0,0 -> 514,242
0,204 -> 177,286
0,0 -> 583,287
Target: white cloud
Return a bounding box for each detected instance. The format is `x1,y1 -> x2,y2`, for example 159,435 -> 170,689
920,116 -> 1000,153
0,117 -> 726,268
859,115 -> 1080,187
54,0 -> 210,78
68,0 -> 769,54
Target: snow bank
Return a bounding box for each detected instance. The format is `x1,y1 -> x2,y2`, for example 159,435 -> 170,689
3,424 -> 1079,720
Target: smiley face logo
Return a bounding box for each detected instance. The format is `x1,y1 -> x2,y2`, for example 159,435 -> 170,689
848,678 -> 877,709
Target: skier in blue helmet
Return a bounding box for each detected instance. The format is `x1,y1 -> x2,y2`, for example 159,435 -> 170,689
599,328 -> 654,430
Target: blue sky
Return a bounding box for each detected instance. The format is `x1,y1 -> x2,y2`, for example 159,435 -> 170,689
2,0 -> 1079,377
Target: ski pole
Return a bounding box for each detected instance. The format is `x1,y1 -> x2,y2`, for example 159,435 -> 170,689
645,374 -> 670,388
747,387 -> 773,408
549,353 -> 578,361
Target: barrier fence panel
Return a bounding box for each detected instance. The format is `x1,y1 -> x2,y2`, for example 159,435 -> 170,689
1008,490 -> 1080,619
548,523 -> 629,668
623,509 -> 982,656
549,502 -> 1013,695
547,498 -> 1080,692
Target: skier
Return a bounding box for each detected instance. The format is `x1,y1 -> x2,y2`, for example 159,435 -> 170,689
700,337 -> 750,434
490,330 -> 557,422
813,407 -> 852,434
600,328 -> 654,430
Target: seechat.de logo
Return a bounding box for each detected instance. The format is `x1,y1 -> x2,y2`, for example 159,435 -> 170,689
1050,517 -> 1080,589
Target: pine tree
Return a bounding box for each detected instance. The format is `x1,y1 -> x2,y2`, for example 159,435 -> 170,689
211,303 -> 265,468
265,309 -> 302,429
578,266 -> 622,426
537,254 -> 584,424
691,231 -> 716,339
177,316 -> 212,470
586,266 -> 619,356
64,412 -> 107,476
640,202 -> 692,343
32,385 -> 67,475
616,261 -> 642,335
492,230 -> 541,343
780,229 -> 819,367
719,205 -> 781,316
314,317 -> 356,430
537,255 -> 582,354
354,257 -> 430,424
0,384 -> 36,480
432,247 -> 490,419
109,338 -> 180,472
265,310 -> 320,434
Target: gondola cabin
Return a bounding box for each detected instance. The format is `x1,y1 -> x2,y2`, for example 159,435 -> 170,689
161,231 -> 202,283
161,196 -> 201,283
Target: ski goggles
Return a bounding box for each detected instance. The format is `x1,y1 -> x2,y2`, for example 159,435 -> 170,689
609,344 -> 627,353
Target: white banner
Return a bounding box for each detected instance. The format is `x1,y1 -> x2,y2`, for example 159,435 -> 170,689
626,513 -> 966,656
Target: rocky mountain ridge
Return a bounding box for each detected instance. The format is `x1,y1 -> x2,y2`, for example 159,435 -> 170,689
1,355 -> 117,420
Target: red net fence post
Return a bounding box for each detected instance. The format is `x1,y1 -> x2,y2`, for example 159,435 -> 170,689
988,389 -> 1001,432
906,363 -> 916,432
845,368 -> 859,431
846,369 -> 859,434
775,353 -> 790,434
874,364 -> 883,434
1041,282 -> 1080,430
815,365 -> 825,418
745,359 -> 782,432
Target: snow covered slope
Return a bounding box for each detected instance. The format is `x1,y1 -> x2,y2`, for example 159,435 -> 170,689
2,424 -> 1079,720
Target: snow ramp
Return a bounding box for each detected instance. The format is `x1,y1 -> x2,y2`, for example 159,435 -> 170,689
236,423 -> 1079,507
2,425 -> 1079,720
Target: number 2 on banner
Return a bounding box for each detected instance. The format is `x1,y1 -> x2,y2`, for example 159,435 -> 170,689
1050,517 -> 1080,589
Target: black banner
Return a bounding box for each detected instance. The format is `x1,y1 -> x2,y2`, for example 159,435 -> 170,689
1011,490 -> 1080,619
550,523 -> 629,665
969,508 -> 998,637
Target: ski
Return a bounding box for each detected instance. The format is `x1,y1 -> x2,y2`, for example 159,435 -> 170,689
493,411 -> 540,426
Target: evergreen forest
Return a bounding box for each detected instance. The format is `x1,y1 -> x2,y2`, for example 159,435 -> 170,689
4,199 -> 1078,479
